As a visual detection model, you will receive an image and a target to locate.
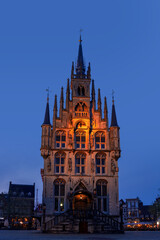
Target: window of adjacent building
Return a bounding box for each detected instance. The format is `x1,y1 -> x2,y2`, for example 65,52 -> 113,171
96,180 -> 108,212
95,132 -> 105,149
54,179 -> 65,212
55,131 -> 66,148
75,152 -> 86,174
55,152 -> 65,174
96,153 -> 106,174
75,131 -> 86,149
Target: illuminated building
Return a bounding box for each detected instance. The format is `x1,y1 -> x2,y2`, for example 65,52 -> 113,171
40,36 -> 121,233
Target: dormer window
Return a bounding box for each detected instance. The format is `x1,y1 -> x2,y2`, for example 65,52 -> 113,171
55,131 -> 66,148
20,192 -> 24,197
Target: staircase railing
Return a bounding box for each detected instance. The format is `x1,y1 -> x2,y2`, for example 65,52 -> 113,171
45,209 -> 123,232
45,209 -> 73,231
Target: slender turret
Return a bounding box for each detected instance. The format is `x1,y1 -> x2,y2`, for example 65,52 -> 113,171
60,87 -> 64,119
104,96 -> 108,128
41,92 -> 51,157
110,96 -> 120,153
91,80 -> 96,111
98,88 -> 102,116
53,94 -> 57,128
66,78 -> 70,111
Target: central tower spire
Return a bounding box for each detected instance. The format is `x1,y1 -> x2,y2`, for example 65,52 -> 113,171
76,34 -> 85,77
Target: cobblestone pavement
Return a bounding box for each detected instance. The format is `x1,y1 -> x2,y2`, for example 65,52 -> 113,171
0,230 -> 160,240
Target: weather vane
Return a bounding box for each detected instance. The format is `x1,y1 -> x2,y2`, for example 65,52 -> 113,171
112,89 -> 115,103
46,87 -> 51,102
79,29 -> 83,42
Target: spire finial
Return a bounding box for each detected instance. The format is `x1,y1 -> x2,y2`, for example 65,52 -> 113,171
79,29 -> 83,43
112,89 -> 115,104
46,87 -> 49,103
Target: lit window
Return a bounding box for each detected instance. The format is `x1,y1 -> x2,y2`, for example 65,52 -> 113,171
75,153 -> 86,174
75,131 -> 86,149
95,132 -> 105,149
55,152 -> 65,174
54,179 -> 65,212
96,180 -> 108,212
55,131 -> 66,148
96,153 -> 106,174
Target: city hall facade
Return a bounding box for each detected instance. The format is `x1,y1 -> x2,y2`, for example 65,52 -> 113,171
40,37 -> 121,232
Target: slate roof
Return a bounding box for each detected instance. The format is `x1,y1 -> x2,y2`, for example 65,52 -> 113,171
111,102 -> 118,127
43,101 -> 51,125
9,182 -> 35,198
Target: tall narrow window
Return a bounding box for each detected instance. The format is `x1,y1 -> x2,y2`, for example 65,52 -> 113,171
96,180 -> 108,212
55,131 -> 66,148
95,132 -> 105,149
54,179 -> 65,212
75,131 -> 86,149
55,152 -> 65,174
75,153 -> 86,174
96,153 -> 106,174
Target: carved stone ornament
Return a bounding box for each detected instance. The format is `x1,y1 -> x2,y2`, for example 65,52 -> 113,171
111,159 -> 116,175
91,158 -> 95,173
47,158 -> 51,172
68,158 -> 72,171
90,134 -> 94,148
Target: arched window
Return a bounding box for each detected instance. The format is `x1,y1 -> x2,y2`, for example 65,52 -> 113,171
75,102 -> 87,117
75,152 -> 86,174
77,85 -> 85,96
95,132 -> 105,149
96,180 -> 108,212
55,131 -> 66,148
96,153 -> 106,174
55,152 -> 65,174
54,179 -> 65,212
75,131 -> 86,149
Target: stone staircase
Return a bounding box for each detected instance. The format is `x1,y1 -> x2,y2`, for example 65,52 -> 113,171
45,210 -> 124,233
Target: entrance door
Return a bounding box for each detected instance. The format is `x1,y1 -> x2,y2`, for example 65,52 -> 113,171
73,193 -> 91,211
79,221 -> 88,233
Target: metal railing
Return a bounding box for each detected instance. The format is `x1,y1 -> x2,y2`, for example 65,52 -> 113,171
45,209 -> 123,232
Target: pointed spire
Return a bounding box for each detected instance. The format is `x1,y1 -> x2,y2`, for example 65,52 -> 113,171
66,78 -> 70,111
60,87 -> 64,119
111,96 -> 118,127
98,88 -> 101,113
91,80 -> 96,110
104,97 -> 108,127
43,93 -> 51,125
71,61 -> 74,78
87,62 -> 91,79
53,94 -> 57,118
76,34 -> 85,77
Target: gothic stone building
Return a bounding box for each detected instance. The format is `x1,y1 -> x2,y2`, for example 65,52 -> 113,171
40,37 -> 121,227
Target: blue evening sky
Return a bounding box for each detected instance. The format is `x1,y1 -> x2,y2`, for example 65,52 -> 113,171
0,0 -> 160,205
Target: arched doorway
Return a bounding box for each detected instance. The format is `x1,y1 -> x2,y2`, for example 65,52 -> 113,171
72,182 -> 93,211
72,182 -> 93,233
